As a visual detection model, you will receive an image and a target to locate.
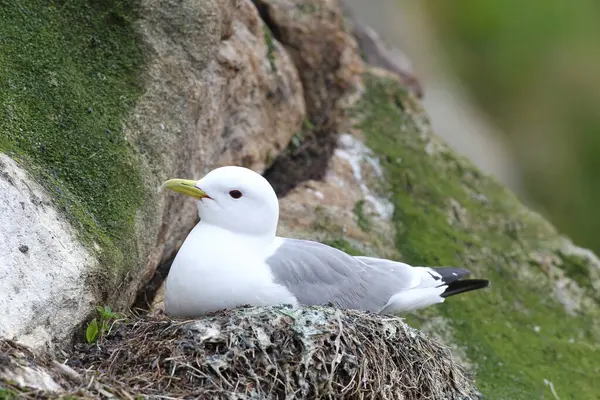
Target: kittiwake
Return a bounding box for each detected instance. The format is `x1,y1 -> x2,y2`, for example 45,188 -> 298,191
161,165 -> 489,317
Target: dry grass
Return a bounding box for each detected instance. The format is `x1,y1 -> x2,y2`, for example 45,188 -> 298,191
1,305 -> 481,399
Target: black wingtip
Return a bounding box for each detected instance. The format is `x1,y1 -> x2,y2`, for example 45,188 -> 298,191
430,267 -> 472,284
440,279 -> 490,298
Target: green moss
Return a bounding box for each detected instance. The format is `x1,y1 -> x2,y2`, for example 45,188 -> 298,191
0,387 -> 18,400
263,25 -> 277,72
323,238 -> 364,257
556,251 -> 600,306
424,1 -> 600,259
355,73 -> 600,399
353,199 -> 371,232
557,252 -> 592,290
295,4 -> 321,14
0,1 -> 146,287
306,206 -> 365,256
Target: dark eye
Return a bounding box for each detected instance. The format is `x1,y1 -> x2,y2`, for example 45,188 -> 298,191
229,190 -> 242,199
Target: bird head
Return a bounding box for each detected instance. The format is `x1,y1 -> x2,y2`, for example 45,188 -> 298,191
161,166 -> 280,237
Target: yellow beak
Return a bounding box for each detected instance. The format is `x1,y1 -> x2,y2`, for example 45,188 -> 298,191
161,178 -> 210,200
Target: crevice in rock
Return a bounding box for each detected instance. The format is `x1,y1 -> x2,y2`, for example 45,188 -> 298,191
252,0 -> 349,197
132,253 -> 176,311
263,121 -> 340,198
252,0 -> 282,43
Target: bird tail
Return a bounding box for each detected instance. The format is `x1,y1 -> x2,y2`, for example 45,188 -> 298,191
440,279 -> 489,298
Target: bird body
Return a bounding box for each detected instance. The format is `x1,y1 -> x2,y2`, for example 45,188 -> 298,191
162,166 -> 489,317
165,223 -> 298,316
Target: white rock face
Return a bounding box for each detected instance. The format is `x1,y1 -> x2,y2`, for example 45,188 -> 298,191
2,364 -> 62,392
334,133 -> 394,220
0,153 -> 96,352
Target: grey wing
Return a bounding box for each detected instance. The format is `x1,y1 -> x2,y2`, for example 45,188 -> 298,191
265,238 -> 410,313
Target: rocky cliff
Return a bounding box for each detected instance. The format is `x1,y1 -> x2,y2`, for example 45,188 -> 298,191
1,0 -> 599,399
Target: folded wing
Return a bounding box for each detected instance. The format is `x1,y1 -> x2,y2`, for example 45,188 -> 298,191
265,238 -> 487,314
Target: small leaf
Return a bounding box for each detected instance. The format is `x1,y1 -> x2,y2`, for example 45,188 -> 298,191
291,134 -> 301,148
86,318 -> 99,344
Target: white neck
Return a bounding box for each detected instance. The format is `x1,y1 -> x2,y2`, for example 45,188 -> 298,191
192,220 -> 275,251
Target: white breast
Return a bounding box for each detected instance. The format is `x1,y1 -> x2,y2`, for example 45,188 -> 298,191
164,224 -> 298,317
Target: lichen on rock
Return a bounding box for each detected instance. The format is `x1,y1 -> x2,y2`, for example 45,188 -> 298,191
0,154 -> 96,352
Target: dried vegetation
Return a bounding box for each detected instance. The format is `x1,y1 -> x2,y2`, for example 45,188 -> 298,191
1,305 -> 480,399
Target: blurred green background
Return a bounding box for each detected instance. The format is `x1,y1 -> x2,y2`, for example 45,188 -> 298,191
420,0 -> 600,254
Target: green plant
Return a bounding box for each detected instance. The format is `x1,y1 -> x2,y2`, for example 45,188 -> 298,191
290,132 -> 303,149
85,305 -> 125,344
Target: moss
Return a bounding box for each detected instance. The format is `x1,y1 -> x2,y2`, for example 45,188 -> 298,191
556,251 -> 600,305
295,4 -> 321,14
283,119 -> 314,154
424,1 -> 600,258
353,199 -> 371,232
354,73 -> 600,399
0,387 -> 18,400
263,25 -> 277,72
557,251 -> 593,291
323,238 -> 364,257
0,1 -> 147,289
264,149 -> 275,168
305,206 -> 365,256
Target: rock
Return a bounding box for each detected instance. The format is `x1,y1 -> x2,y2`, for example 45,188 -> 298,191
340,4 -> 423,98
151,0 -> 372,312
0,340 -> 64,393
126,0 -> 306,307
332,70 -> 600,397
0,154 -> 96,351
277,132 -> 398,259
1,0 -> 305,351
0,306 -> 481,399
253,0 -> 364,124
256,0 -> 367,198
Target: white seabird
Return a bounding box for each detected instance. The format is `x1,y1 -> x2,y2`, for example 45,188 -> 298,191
161,166 -> 489,317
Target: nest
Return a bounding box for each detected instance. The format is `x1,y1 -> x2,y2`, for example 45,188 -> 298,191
1,305 -> 480,399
